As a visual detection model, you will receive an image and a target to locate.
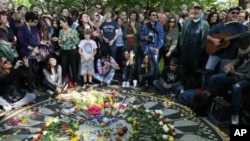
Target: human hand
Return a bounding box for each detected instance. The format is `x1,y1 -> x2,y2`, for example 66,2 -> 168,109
154,48 -> 159,54
109,39 -> 115,46
15,60 -> 23,68
166,51 -> 171,57
23,56 -> 29,67
129,50 -> 135,58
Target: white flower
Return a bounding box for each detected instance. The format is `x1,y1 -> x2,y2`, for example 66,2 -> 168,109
53,118 -> 59,123
170,124 -> 174,129
145,109 -> 150,113
162,134 -> 169,140
159,121 -> 163,125
163,124 -> 169,133
103,117 -> 108,123
43,130 -> 48,135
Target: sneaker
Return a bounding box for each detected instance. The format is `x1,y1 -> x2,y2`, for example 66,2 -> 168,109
100,82 -> 107,87
82,84 -> 87,89
47,89 -> 54,95
122,81 -> 126,88
62,84 -> 68,91
125,81 -> 130,88
231,115 -> 239,125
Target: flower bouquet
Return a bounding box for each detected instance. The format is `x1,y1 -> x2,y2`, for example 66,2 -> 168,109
123,108 -> 175,141
34,117 -> 80,141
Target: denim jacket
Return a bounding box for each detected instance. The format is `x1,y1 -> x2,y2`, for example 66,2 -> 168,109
140,21 -> 165,51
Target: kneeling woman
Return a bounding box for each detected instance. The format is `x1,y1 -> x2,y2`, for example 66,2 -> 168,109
0,56 -> 36,111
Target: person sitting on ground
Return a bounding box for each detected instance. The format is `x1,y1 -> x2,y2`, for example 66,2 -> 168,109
93,50 -> 120,86
0,56 -> 36,111
78,29 -> 97,89
207,32 -> 250,125
138,53 -> 154,90
153,57 -> 183,95
42,54 -> 66,95
121,49 -> 135,88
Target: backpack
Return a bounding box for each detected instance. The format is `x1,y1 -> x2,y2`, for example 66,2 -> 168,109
192,91 -> 213,117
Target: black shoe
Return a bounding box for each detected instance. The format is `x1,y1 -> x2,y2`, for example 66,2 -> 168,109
142,86 -> 149,91
99,82 -> 107,87
27,85 -> 34,93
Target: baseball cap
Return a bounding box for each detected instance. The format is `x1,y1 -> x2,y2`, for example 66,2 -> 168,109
228,6 -> 241,13
193,3 -> 203,10
170,58 -> 178,65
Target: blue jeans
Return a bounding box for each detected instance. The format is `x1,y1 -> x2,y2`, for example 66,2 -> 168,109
102,43 -> 117,59
153,80 -> 184,95
208,73 -> 250,115
122,65 -> 134,82
203,55 -> 233,88
93,68 -> 115,84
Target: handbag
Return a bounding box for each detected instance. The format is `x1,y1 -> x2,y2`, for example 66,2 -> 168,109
3,85 -> 25,103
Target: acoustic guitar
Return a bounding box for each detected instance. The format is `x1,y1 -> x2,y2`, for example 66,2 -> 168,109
205,32 -> 241,55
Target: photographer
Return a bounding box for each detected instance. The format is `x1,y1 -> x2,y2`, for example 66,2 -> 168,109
0,56 -> 36,111
140,9 -> 165,79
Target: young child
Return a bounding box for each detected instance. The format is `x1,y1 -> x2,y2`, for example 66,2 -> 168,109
78,29 -> 97,89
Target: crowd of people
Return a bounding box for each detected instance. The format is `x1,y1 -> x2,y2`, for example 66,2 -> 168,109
0,0 -> 250,125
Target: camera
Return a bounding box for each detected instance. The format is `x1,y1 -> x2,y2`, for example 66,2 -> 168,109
147,32 -> 154,44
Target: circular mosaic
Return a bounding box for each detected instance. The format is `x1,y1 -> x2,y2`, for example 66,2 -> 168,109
0,87 -> 229,141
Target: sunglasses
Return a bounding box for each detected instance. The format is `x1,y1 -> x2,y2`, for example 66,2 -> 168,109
169,21 -> 175,23
151,14 -> 157,16
96,7 -> 102,9
231,12 -> 239,15
170,64 -> 177,66
95,14 -> 100,17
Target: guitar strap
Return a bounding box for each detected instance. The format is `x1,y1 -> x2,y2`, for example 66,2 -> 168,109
224,21 -> 238,25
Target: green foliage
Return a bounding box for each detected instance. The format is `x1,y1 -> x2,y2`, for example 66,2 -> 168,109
12,0 -> 241,15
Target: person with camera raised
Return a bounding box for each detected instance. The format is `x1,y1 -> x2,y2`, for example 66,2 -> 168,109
0,56 -> 36,111
140,9 -> 165,79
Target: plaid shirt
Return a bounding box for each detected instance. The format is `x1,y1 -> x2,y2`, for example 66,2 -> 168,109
96,56 -> 118,74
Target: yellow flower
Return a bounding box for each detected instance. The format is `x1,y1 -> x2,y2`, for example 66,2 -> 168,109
67,129 -> 74,133
70,136 -> 79,141
70,133 -> 79,141
45,119 -> 53,127
75,104 -> 82,111
108,96 -> 113,103
98,100 -> 104,107
20,119 -> 28,124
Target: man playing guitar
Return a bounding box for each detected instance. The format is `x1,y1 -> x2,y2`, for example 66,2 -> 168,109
202,6 -> 247,87
207,32 -> 250,125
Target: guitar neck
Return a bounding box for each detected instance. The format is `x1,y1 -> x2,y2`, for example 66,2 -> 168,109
224,33 -> 241,41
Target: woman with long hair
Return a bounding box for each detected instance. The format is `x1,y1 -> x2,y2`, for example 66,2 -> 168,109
207,12 -> 220,28
42,54 -> 66,95
121,49 -> 135,88
162,16 -> 179,65
138,53 -> 154,90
